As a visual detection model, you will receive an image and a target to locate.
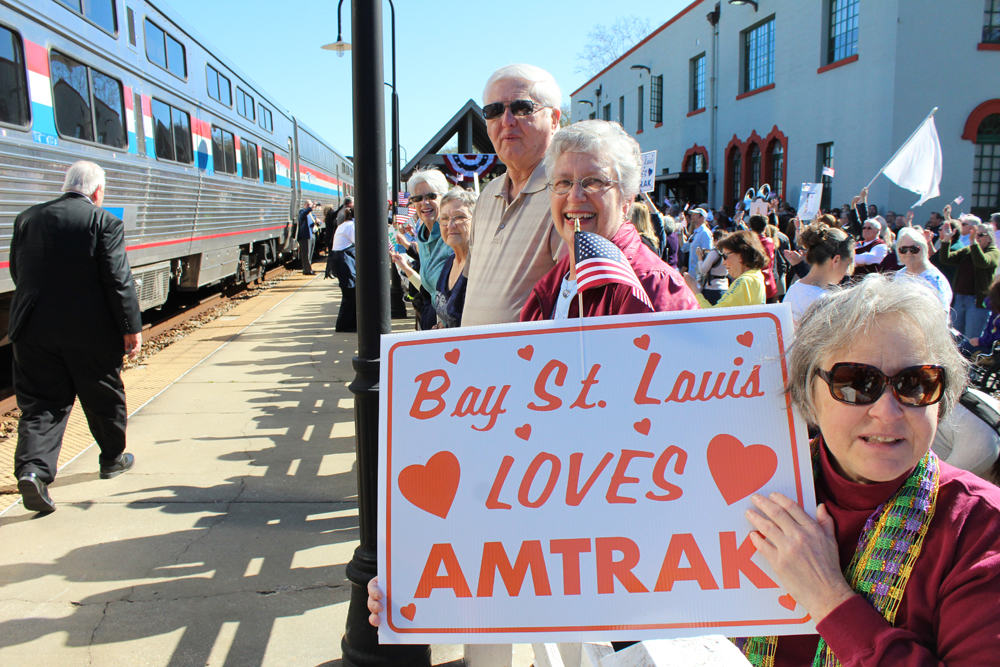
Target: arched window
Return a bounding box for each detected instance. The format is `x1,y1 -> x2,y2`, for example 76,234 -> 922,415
770,142 -> 784,199
730,148 -> 742,206
973,114 -> 1000,216
748,144 -> 762,191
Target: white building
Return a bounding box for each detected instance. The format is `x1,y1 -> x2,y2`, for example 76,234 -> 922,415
569,0 -> 1000,220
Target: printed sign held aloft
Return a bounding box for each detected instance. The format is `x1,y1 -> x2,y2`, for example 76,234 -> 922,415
377,306 -> 814,644
640,150 -> 657,193
797,183 -> 823,222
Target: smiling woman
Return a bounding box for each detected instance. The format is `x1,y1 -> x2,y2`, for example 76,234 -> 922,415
733,275 -> 1000,667
519,120 -> 697,320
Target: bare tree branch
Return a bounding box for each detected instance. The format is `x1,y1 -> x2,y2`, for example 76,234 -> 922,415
575,16 -> 653,78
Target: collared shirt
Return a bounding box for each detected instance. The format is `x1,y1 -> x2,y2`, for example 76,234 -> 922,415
687,224 -> 713,276
462,162 -> 563,326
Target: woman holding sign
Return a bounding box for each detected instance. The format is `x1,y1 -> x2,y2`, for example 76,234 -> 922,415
737,275 -> 1000,666
519,120 -> 697,320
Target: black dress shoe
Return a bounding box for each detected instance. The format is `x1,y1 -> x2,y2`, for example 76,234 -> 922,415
17,473 -> 56,513
100,452 -> 135,479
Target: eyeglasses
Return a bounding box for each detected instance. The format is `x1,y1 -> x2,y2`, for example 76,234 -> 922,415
978,233 -> 991,238
409,192 -> 439,203
897,245 -> 921,254
440,214 -> 470,226
547,177 -> 618,195
815,362 -> 945,407
482,99 -> 550,120
719,251 -> 732,260
863,225 -> 879,231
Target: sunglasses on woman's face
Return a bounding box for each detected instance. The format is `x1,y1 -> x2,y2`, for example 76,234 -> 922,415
409,192 -> 439,203
978,233 -> 991,239
898,245 -> 921,254
815,362 -> 945,407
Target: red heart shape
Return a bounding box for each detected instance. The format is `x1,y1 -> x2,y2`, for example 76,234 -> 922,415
397,451 -> 460,519
515,424 -> 532,441
633,334 -> 650,350
736,331 -> 754,348
706,434 -> 778,505
401,603 -> 416,621
778,594 -> 796,611
633,418 -> 651,436
517,345 -> 534,361
444,349 -> 460,364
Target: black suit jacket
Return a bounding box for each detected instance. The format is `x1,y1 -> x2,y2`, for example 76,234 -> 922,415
9,193 -> 142,352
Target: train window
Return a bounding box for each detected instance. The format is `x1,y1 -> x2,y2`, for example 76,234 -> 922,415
261,147 -> 276,183
207,65 -> 232,107
55,0 -> 118,36
145,18 -> 186,79
236,88 -> 255,121
150,98 -> 192,163
0,26 -> 30,127
241,139 -> 259,180
92,70 -> 126,148
126,7 -> 136,46
258,105 -> 272,133
211,126 -> 236,175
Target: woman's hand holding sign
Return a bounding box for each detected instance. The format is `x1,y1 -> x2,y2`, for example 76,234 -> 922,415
745,493 -> 855,625
368,577 -> 384,627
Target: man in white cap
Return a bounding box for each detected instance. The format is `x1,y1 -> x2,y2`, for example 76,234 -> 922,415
683,206 -> 713,278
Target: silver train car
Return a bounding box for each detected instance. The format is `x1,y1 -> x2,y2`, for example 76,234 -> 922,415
0,0 -> 353,336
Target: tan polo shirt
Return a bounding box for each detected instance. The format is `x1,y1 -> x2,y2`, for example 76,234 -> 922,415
462,162 -> 563,326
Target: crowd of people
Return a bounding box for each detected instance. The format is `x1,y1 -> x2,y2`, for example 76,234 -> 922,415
352,63 -> 1000,666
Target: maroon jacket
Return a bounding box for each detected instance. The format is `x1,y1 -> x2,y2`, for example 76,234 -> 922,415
520,223 -> 699,321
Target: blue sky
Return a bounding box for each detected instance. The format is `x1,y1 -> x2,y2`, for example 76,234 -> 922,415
164,0 -> 693,161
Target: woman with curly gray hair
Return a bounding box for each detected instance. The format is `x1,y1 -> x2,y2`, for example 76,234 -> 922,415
520,120 -> 697,320
732,274 -> 1000,666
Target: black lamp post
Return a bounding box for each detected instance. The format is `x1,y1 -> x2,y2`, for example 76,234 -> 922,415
338,3 -> 431,667
324,0 -> 408,319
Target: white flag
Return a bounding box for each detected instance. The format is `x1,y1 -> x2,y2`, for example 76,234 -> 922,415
882,114 -> 942,208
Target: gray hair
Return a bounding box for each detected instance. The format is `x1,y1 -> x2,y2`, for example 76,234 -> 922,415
407,168 -> 449,195
62,160 -> 106,196
961,213 -> 982,227
895,227 -> 928,259
788,274 -> 967,426
440,187 -> 478,214
865,215 -> 885,233
543,120 -> 641,201
483,64 -> 561,110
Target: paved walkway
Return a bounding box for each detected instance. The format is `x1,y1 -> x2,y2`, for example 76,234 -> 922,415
0,269 -> 465,666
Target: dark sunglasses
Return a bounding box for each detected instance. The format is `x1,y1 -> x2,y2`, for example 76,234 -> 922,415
815,362 -> 945,407
483,99 -> 550,120
409,192 -> 439,203
978,232 -> 991,238
897,245 -> 921,254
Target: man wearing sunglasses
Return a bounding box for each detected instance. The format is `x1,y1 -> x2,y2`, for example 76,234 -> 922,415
852,216 -> 889,276
461,64 -> 564,327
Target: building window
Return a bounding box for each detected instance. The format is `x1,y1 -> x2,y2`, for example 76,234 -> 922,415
150,98 -> 191,163
828,0 -> 859,63
973,114 -> 1000,214
730,148 -> 742,206
985,0 -> 1000,43
259,104 -> 273,132
748,144 -> 762,190
50,50 -> 126,149
262,147 -> 276,183
589,111 -> 596,120
55,0 -> 118,36
236,87 -> 255,121
743,19 -> 775,93
651,74 -> 663,123
637,85 -> 644,132
0,26 -> 30,127
240,139 -> 259,180
690,55 -> 705,111
207,65 -> 231,106
126,7 -> 136,46
618,96 -> 624,124
211,125 -> 237,174
769,142 -> 784,199
602,103 -> 611,121
145,19 -> 186,79
819,142 -> 834,210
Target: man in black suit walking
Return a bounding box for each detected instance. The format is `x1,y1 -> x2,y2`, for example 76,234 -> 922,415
10,161 -> 143,513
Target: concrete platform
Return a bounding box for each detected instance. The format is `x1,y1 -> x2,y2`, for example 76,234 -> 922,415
0,272 -> 510,666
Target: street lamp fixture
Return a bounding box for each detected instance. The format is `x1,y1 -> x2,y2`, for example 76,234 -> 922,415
728,0 -> 759,10
321,3 -> 352,57
630,64 -> 651,75
577,100 -> 593,107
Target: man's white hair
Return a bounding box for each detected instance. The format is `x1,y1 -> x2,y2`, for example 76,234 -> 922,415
61,160 -> 106,197
483,64 -> 561,110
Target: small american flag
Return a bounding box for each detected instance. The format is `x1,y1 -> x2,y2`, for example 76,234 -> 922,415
822,166 -> 836,178
398,192 -> 409,206
395,206 -> 415,225
954,195 -> 964,205
574,230 -> 653,311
